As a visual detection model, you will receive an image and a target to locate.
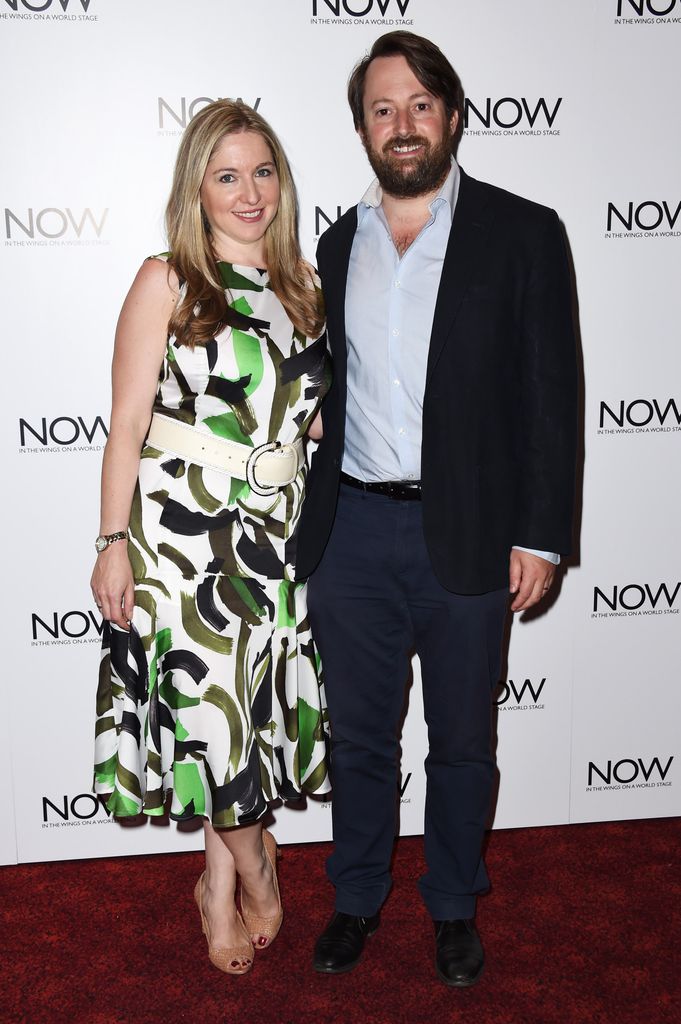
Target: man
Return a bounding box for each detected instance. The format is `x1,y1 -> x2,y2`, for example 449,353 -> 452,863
296,31 -> 577,987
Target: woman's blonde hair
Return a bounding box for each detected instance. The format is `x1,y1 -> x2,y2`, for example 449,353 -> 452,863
165,100 -> 323,346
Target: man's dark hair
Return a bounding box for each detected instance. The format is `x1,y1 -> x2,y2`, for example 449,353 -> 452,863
347,31 -> 464,136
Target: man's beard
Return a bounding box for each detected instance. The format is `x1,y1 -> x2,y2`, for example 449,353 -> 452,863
363,130 -> 453,199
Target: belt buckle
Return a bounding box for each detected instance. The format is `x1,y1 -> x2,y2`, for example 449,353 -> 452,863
246,440 -> 295,497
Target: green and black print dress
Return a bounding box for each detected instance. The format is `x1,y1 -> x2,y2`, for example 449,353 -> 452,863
94,259 -> 331,827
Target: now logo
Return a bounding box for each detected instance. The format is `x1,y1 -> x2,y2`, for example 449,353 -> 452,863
32,610 -> 104,641
314,205 -> 346,236
599,398 -> 681,428
5,208 -> 108,240
496,678 -> 546,706
19,415 -> 108,447
42,793 -> 110,822
592,582 -> 681,612
158,96 -> 261,131
464,97 -> 562,129
312,0 -> 412,15
588,756 -> 673,786
3,0 -> 93,10
617,0 -> 680,14
607,200 -> 681,232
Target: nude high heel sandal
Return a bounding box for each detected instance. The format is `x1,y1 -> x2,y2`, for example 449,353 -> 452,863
194,872 -> 254,975
241,829 -> 283,949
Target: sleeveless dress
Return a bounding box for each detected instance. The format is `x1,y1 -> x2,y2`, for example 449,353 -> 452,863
94,259 -> 331,827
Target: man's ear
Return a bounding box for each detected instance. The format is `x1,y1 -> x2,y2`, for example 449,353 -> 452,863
449,110 -> 460,137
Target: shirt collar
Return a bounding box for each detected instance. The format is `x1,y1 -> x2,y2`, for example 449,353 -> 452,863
358,157 -> 460,224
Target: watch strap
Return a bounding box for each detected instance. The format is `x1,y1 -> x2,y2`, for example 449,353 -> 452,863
95,530 -> 128,551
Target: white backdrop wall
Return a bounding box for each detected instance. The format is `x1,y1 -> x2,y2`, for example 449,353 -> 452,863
1,0 -> 679,865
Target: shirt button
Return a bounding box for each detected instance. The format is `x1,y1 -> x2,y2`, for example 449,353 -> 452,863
395,280 -> 401,288
393,379 -> 400,387
392,328 -> 399,336
398,427 -> 405,435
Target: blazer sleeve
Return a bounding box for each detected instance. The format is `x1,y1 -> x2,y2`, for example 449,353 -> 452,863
515,209 -> 578,555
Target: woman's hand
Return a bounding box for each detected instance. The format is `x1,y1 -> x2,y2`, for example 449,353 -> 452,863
91,542 -> 135,630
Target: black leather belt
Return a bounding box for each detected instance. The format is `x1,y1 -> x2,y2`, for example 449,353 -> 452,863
340,471 -> 422,501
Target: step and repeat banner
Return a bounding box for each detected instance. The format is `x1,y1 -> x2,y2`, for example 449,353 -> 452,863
1,0 -> 679,864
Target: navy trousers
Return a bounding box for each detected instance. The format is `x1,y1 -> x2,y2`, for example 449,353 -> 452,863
307,483 -> 508,920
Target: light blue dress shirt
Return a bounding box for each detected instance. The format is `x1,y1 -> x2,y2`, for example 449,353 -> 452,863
342,159 -> 559,566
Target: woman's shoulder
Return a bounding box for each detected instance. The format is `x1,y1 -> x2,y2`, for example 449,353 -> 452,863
137,253 -> 181,291
123,254 -> 180,313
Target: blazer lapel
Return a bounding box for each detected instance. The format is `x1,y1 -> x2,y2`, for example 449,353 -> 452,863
319,207 -> 358,380
426,169 -> 494,384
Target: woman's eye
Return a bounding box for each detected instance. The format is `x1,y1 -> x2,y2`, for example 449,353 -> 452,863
255,168 -> 272,177
219,173 -> 235,184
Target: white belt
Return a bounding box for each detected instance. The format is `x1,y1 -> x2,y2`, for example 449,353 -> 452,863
146,413 -> 303,496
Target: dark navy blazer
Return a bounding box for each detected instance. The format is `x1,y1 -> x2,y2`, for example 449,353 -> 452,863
296,168 -> 578,595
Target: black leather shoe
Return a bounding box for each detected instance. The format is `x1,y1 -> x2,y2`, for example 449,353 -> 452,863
313,911 -> 380,974
434,919 -> 484,987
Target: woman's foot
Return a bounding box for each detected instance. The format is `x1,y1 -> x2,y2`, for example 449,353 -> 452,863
240,830 -> 283,948
195,871 -> 253,974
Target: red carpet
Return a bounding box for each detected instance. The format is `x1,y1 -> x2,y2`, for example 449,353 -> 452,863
1,818 -> 679,1024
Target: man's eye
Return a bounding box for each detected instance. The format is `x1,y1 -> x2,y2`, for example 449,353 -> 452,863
376,108 -> 390,117
415,103 -> 430,112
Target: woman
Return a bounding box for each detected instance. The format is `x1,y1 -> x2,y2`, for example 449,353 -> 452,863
91,100 -> 330,976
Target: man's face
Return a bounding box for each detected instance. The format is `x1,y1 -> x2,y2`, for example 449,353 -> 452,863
360,54 -> 458,199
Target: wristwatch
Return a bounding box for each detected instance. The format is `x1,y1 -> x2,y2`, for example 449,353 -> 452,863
95,530 -> 128,553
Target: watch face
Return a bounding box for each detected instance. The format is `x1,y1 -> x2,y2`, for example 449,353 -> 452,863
95,537 -> 107,552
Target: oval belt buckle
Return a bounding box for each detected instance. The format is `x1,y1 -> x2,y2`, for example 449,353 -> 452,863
246,440 -> 282,497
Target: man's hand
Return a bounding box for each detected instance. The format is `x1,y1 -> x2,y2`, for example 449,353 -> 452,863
509,549 -> 556,612
308,410 -> 323,441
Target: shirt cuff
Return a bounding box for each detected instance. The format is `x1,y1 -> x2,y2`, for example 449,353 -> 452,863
512,546 -> 560,565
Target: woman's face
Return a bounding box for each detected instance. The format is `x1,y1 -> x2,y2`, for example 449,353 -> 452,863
199,130 -> 280,264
